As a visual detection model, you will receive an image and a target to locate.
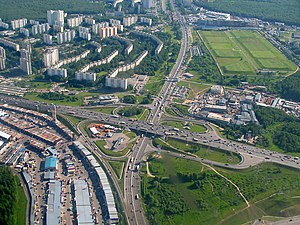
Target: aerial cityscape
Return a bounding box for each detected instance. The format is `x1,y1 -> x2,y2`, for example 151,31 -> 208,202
0,0 -> 299,225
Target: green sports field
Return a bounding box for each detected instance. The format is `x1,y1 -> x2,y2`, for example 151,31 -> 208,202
200,30 -> 297,76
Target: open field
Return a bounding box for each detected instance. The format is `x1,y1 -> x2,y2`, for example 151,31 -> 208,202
200,30 -> 297,76
176,81 -> 211,99
15,177 -> 27,225
141,154 -> 300,225
108,161 -> 124,179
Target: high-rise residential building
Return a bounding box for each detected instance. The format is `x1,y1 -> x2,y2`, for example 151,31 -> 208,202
92,22 -> 109,34
67,16 -> 83,27
43,34 -> 53,45
20,49 -> 32,75
140,17 -> 153,26
53,25 -> 64,33
99,27 -> 118,39
21,40 -> 32,54
142,0 -> 153,9
44,48 -> 59,68
47,10 -> 64,26
122,16 -> 138,27
78,26 -> 91,40
32,23 -> 50,35
57,30 -> 76,44
0,19 -> 9,29
20,28 -> 30,37
11,18 -> 27,30
29,20 -> 40,25
75,71 -> 96,82
0,47 -> 6,70
85,18 -> 95,25
109,19 -> 121,26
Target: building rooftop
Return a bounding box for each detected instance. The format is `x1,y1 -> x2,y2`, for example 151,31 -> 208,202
44,156 -> 58,170
0,130 -> 11,140
46,180 -> 61,225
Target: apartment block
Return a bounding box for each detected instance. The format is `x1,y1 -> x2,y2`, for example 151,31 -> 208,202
99,27 -> 118,39
0,47 -> 6,70
67,16 -> 83,27
20,28 -> 30,37
142,0 -> 153,9
0,38 -> 20,51
0,19 -> 9,29
20,49 -> 32,75
109,19 -> 121,26
78,26 -> 91,40
85,18 -> 96,25
92,22 -> 109,34
57,30 -> 76,44
140,17 -> 153,26
32,23 -> 50,35
44,48 -> 59,68
47,10 -> 64,26
75,71 -> 96,82
123,16 -> 138,27
11,18 -> 27,30
29,20 -> 40,25
47,68 -> 67,78
43,34 -> 53,45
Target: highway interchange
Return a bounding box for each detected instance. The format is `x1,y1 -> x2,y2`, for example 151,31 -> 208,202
1,1 -> 300,224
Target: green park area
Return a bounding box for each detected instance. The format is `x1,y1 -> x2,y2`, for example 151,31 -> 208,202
87,107 -> 116,114
200,30 -> 297,76
141,154 -> 300,225
117,107 -> 149,121
162,120 -> 207,133
108,161 -> 124,179
153,138 -> 241,164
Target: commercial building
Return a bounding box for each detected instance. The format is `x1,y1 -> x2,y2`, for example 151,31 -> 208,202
11,18 -> 27,30
0,47 -> 6,70
67,16 -> 83,27
57,30 -> 76,44
75,71 -> 96,82
0,38 -> 20,51
123,15 -> 138,27
46,180 -> 62,225
43,34 -> 53,45
44,156 -> 58,171
20,49 -> 32,75
73,179 -> 94,225
32,23 -> 50,35
47,68 -> 67,78
142,0 -> 153,9
92,22 -> 109,34
44,48 -> 59,68
47,10 -> 65,26
99,26 -> 118,39
20,28 -> 29,37
140,17 -> 152,26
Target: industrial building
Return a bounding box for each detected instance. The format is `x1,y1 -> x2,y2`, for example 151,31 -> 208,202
72,141 -> 119,224
46,180 -> 62,225
73,179 -> 94,225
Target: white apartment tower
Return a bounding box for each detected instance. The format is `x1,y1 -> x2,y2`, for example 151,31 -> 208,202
0,47 -> 6,70
43,34 -> 53,45
47,10 -> 64,26
142,0 -> 153,9
20,49 -> 32,75
57,30 -> 76,44
11,18 -> 27,30
44,48 -> 59,68
67,16 -> 83,27
32,23 -> 50,35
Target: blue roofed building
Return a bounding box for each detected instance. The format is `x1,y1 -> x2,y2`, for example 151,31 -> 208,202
44,156 -> 58,171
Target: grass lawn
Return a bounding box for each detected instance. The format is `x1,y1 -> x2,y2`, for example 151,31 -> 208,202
200,30 -> 297,76
141,153 -> 300,225
108,161 -> 124,179
62,114 -> 85,126
176,81 -> 211,99
172,103 -> 190,116
153,138 -> 241,164
15,177 -> 27,225
161,120 -> 207,133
